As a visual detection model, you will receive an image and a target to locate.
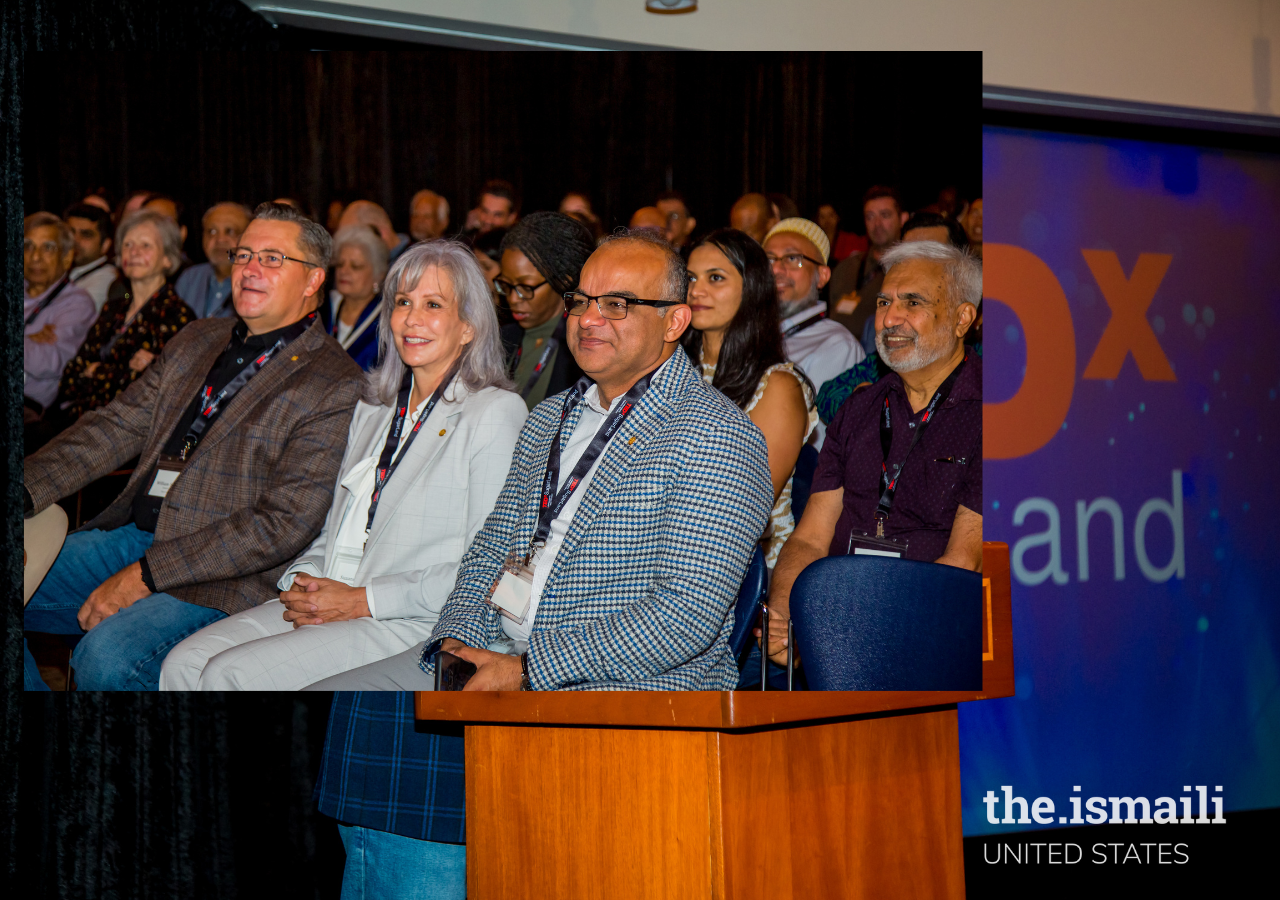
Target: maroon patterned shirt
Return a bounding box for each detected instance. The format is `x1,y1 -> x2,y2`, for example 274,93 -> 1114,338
812,352 -> 982,562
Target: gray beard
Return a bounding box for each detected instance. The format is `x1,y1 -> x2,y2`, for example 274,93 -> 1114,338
876,323 -> 955,374
779,282 -> 822,322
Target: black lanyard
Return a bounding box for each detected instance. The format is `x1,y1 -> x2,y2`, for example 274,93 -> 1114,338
782,307 -> 827,337
24,276 -> 71,327
519,338 -> 558,398
875,352 -> 968,528
365,362 -> 459,535
179,311 -> 317,460
530,372 -> 652,555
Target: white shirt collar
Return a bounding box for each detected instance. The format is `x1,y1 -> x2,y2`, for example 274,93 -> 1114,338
581,352 -> 677,415
779,300 -> 828,334
69,257 -> 111,280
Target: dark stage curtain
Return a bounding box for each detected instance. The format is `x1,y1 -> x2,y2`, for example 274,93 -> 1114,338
21,51 -> 981,256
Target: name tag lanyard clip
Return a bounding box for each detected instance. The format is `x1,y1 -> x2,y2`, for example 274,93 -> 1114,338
870,352 -> 968,540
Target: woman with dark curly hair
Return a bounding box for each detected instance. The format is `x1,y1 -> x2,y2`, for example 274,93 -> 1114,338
683,227 -> 817,567
58,208 -> 195,419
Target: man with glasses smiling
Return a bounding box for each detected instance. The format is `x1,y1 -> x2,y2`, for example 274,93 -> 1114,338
23,202 -> 362,690
763,217 -> 864,447
392,228 -> 776,692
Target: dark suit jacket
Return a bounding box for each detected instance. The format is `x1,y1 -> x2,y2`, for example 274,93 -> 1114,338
500,314 -> 584,402
24,316 -> 363,615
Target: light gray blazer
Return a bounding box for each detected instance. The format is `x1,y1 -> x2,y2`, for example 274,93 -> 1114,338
279,380 -> 527,621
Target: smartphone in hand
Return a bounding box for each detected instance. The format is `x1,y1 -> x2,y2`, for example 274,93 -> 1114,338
434,651 -> 477,691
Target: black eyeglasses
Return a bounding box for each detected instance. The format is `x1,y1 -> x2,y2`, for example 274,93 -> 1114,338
493,278 -> 547,301
563,291 -> 681,320
766,252 -> 825,270
229,248 -> 320,269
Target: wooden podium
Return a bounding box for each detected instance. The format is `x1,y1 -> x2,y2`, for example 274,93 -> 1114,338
416,543 -> 1013,899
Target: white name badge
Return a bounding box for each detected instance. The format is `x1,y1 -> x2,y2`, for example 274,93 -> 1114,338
854,547 -> 902,558
331,548 -> 363,584
490,569 -> 532,624
147,467 -> 181,498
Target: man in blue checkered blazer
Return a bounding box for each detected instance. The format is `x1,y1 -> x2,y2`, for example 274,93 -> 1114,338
424,229 -> 774,691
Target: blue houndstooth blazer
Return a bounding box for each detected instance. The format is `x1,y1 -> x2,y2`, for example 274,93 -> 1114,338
420,348 -> 774,690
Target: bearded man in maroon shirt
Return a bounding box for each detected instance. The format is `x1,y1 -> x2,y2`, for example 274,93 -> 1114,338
762,240 -> 983,665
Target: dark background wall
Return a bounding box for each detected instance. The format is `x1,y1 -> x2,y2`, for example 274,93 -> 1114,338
22,50 -> 981,251
4,4 -> 981,899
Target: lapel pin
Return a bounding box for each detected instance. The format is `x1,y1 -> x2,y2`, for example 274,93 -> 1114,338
439,429 -> 447,436
291,355 -> 298,361
628,436 -> 637,445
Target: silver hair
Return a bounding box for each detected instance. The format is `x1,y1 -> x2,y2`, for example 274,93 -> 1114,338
115,209 -> 184,277
251,201 -> 334,269
364,240 -> 514,406
597,227 -> 689,310
880,240 -> 982,311
332,224 -> 390,287
24,211 -> 75,257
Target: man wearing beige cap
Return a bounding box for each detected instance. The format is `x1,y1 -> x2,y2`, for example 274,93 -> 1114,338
763,218 -> 863,445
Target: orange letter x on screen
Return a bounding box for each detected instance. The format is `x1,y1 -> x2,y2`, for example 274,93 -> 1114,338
1081,250 -> 1176,382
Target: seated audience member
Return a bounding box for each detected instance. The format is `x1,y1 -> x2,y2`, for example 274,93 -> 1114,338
560,190 -> 603,240
322,225 -> 390,371
175,202 -> 252,318
143,194 -> 189,243
339,200 -> 411,263
58,209 -> 195,420
763,218 -> 863,444
762,241 -> 982,664
856,211 -> 971,352
467,179 -> 520,234
464,226 -> 509,294
117,189 -> 153,221
828,185 -> 908,348
496,212 -> 594,410
314,693 -> 467,899
685,228 -> 816,567
656,190 -> 697,254
961,197 -> 983,258
81,190 -> 114,214
161,241 -> 527,690
22,213 -> 97,424
409,189 -> 451,241
767,193 -> 799,222
629,206 -> 668,236
22,202 -> 362,691
307,229 -> 774,691
730,192 -> 777,245
816,202 -> 868,265
63,202 -> 119,312
325,198 -> 347,235
818,211 -> 976,423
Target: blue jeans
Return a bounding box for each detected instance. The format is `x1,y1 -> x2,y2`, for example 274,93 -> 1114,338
337,824 -> 465,900
24,524 -> 225,691
736,642 -> 810,691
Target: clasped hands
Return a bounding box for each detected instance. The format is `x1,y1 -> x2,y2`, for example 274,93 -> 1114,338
436,637 -> 523,691
280,574 -> 371,627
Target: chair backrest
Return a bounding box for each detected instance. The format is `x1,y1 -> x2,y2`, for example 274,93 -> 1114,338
791,555 -> 982,691
790,443 -> 820,524
728,545 -> 768,659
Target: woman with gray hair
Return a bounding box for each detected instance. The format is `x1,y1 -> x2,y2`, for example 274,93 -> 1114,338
161,240 -> 527,690
323,224 -> 390,370
57,208 -> 195,418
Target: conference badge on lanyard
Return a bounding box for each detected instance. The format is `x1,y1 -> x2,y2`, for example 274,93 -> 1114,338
147,455 -> 187,499
488,547 -> 535,624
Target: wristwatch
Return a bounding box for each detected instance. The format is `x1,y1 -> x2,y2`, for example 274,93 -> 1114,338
519,652 -> 532,691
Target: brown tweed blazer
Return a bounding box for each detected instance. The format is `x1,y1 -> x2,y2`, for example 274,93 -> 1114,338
25,315 -> 363,615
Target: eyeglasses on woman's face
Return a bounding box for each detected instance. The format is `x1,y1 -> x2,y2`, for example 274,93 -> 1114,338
493,277 -> 547,301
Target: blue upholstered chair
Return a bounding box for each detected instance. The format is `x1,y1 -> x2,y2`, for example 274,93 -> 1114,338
790,555 -> 983,691
790,444 -> 820,524
728,544 -> 768,661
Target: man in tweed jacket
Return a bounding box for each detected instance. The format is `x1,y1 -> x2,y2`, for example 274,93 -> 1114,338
23,204 -> 362,690
426,230 -> 774,691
